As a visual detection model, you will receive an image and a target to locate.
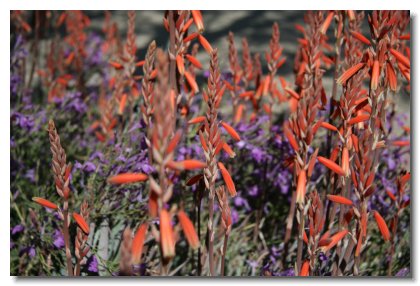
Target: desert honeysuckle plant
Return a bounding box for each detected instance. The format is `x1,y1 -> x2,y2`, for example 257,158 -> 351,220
10,10 -> 410,277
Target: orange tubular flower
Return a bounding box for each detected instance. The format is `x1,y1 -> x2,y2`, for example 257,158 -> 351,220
178,210 -> 200,249
220,121 -> 241,141
107,173 -> 148,185
218,162 -> 236,197
373,211 -> 390,241
327,194 -> 353,206
191,10 -> 204,33
32,197 -> 58,210
300,260 -> 310,276
73,212 -> 90,234
341,147 -> 350,177
317,156 -> 345,176
160,209 -> 175,259
132,223 -> 148,264
296,170 -> 307,205
370,60 -> 380,90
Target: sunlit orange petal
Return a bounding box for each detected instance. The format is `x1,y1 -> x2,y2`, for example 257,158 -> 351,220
184,71 -> 199,93
222,142 -> 236,158
32,197 -> 58,210
198,35 -> 213,54
327,194 -> 353,206
317,156 -> 345,176
320,121 -> 338,132
167,160 -> 207,171
341,147 -> 350,177
337,63 -> 365,85
350,31 -> 371,45
348,114 -> 370,125
73,212 -> 89,234
370,60 -> 380,90
390,48 -> 410,68
185,54 -> 203,69
373,211 -> 390,241
191,10 -> 204,33
160,209 -> 175,259
220,121 -> 241,141
296,170 -> 307,205
118,93 -> 127,115
320,11 -> 334,34
178,210 -> 200,249
108,173 -> 148,185
166,130 -> 182,154
218,162 -> 236,197
300,260 -> 310,276
132,223 -> 148,264
176,55 -> 185,75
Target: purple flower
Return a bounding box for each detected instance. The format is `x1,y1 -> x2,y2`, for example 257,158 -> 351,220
24,169 -> 36,183
396,267 -> 410,277
83,162 -> 96,173
53,229 -> 65,249
11,112 -> 35,132
28,246 -> 36,258
11,224 -> 25,235
87,255 -> 99,273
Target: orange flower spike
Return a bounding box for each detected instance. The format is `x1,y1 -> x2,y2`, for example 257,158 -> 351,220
118,93 -> 127,115
221,121 -> 241,141
317,156 -> 345,176
337,63 -> 365,85
390,48 -> 410,68
185,54 -> 203,69
191,10 -> 204,33
176,55 -> 185,75
108,173 -> 148,185
373,211 -> 390,241
32,197 -> 58,210
350,31 -> 371,46
178,210 -> 200,249
327,194 -> 353,206
132,223 -> 148,264
370,60 -> 380,91
188,116 -> 206,125
184,71 -> 199,93
296,170 -> 307,205
198,35 -> 213,54
341,147 -> 350,177
300,260 -> 310,276
160,209 -> 175,259
218,162 -> 236,197
73,212 -> 90,234
320,11 -> 334,34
